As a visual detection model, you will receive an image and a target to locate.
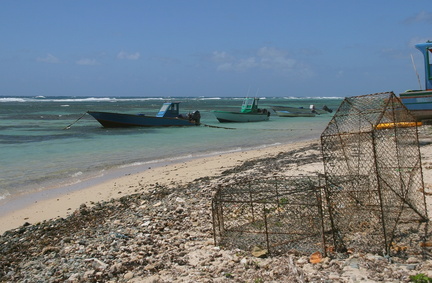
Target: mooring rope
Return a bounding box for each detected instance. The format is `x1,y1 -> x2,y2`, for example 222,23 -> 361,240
201,124 -> 315,131
259,128 -> 316,131
63,111 -> 88,130
201,123 -> 235,130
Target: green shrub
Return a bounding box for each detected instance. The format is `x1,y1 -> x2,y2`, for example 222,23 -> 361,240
410,273 -> 432,283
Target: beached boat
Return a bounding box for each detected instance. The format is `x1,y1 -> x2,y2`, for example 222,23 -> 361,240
88,102 -> 201,127
271,105 -> 332,117
400,41 -> 432,121
212,97 -> 270,122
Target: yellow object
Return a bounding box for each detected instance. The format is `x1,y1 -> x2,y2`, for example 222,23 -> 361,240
375,121 -> 422,130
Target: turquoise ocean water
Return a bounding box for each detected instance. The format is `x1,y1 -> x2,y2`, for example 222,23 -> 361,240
0,96 -> 342,212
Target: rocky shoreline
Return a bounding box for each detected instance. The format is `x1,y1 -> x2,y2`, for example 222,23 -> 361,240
1,142 -> 432,282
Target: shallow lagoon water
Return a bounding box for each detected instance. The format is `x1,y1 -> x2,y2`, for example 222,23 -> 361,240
0,96 -> 342,204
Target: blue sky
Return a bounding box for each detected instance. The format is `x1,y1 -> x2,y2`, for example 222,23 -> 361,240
1,1 -> 431,97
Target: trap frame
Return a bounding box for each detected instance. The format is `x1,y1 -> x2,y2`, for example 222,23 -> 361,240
212,92 -> 429,256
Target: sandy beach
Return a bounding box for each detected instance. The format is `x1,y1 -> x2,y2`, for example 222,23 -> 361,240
0,140 -> 320,235
2,134 -> 432,282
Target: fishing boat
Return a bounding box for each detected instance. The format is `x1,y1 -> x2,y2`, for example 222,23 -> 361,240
274,109 -> 316,117
271,105 -> 332,117
400,41 -> 432,121
87,102 -> 201,127
212,97 -> 270,122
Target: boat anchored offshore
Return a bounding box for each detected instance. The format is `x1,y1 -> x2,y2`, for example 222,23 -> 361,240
400,41 -> 432,121
212,97 -> 270,123
87,102 -> 201,127
271,105 -> 333,117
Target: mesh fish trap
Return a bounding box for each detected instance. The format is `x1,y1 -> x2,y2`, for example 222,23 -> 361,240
320,92 -> 428,254
212,176 -> 329,256
211,92 -> 429,257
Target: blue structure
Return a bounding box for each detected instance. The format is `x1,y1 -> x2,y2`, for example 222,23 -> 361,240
399,41 -> 432,121
415,41 -> 432,90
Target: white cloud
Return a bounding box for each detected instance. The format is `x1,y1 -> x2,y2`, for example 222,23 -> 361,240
76,58 -> 98,66
37,53 -> 60,63
405,11 -> 432,24
211,51 -> 232,62
211,47 -> 300,73
237,57 -> 258,70
117,51 -> 140,60
257,47 -> 296,69
216,62 -> 232,71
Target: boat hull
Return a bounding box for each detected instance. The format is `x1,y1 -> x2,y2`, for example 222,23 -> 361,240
399,90 -> 432,121
274,110 -> 316,117
271,106 -> 321,117
87,111 -> 198,127
212,111 -> 270,123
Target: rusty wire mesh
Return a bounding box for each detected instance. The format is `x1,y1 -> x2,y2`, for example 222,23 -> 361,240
212,176 -> 329,256
321,92 -> 429,255
212,92 -> 429,257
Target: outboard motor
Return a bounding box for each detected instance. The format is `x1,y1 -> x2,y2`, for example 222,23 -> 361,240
322,105 -> 333,113
191,110 -> 201,125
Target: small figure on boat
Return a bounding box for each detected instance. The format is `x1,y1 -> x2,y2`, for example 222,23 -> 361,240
310,104 -> 317,114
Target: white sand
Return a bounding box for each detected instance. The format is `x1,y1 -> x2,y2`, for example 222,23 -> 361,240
0,140 -> 317,234
2,134 -> 432,235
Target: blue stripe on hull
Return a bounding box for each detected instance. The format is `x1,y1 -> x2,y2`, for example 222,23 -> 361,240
400,92 -> 432,120
88,112 -> 196,127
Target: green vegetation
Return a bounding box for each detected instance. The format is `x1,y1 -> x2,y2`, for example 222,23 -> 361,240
279,197 -> 288,206
224,273 -> 234,279
410,273 -> 432,283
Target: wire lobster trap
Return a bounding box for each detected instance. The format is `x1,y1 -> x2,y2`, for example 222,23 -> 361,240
320,92 -> 429,255
212,176 -> 330,256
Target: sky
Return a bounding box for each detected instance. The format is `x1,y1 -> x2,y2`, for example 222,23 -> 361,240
1,1 -> 432,98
